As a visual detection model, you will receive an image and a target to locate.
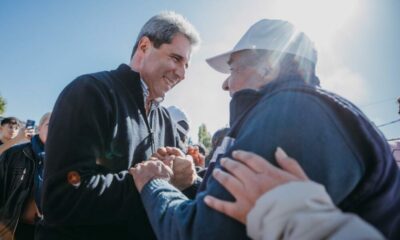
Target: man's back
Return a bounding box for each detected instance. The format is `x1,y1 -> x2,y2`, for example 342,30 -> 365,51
227,79 -> 400,238
138,78 -> 400,240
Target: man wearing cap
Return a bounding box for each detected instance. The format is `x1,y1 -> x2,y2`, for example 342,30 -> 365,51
130,19 -> 400,239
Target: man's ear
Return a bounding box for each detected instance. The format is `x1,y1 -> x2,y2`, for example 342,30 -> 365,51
262,63 -> 280,84
137,36 -> 151,53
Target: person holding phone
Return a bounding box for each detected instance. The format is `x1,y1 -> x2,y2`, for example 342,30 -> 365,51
0,112 -> 51,240
0,117 -> 34,155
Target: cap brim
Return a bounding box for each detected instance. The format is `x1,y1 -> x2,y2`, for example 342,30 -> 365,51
206,50 -> 234,74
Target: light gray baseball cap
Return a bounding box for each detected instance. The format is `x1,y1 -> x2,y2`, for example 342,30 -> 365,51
206,19 -> 317,74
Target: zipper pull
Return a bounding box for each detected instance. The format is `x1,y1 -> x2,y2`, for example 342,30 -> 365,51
21,168 -> 27,181
149,130 -> 155,154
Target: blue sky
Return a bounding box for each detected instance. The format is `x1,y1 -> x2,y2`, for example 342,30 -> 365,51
1,0 -> 399,141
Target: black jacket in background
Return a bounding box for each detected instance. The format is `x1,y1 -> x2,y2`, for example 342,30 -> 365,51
0,136 -> 43,239
39,64 -> 180,240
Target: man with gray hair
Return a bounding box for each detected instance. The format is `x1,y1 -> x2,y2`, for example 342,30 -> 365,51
38,12 -> 200,240
130,19 -> 400,239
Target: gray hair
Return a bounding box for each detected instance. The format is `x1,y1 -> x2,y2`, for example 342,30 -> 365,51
39,112 -> 51,127
131,11 -> 201,59
236,49 -> 319,86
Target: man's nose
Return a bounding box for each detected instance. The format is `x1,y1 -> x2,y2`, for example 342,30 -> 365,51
175,65 -> 186,81
222,77 -> 229,91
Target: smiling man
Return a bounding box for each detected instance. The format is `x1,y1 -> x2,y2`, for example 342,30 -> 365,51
38,12 -> 200,240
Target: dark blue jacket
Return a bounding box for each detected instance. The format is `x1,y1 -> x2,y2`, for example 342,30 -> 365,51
38,64 -> 182,240
141,78 -> 400,239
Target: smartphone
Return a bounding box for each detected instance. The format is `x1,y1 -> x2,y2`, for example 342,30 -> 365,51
25,119 -> 35,129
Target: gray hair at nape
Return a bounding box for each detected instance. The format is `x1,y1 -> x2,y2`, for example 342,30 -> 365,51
39,112 -> 51,127
235,49 -> 320,86
131,11 -> 201,58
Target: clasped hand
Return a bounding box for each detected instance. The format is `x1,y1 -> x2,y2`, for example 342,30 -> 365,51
130,147 -> 197,192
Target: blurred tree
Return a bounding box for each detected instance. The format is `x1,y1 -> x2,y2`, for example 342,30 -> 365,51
0,94 -> 6,115
198,123 -> 211,151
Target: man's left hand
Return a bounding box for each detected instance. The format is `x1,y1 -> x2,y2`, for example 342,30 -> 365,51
129,160 -> 173,192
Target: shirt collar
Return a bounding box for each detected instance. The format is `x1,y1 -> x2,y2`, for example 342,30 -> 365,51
140,79 -> 162,110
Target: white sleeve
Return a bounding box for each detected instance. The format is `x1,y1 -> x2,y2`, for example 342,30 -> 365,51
247,181 -> 385,240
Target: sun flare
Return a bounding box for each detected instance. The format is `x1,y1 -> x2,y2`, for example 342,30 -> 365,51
271,0 -> 360,48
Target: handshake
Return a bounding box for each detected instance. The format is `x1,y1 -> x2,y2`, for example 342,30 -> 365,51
130,147 -> 198,192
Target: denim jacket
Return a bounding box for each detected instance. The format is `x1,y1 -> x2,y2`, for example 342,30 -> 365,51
141,77 -> 400,239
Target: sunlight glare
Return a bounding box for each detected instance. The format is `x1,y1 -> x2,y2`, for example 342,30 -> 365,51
272,0 -> 360,48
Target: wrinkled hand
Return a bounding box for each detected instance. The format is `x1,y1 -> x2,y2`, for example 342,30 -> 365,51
150,148 -> 174,169
170,154 -> 197,190
204,147 -> 308,224
129,160 -> 173,192
152,147 -> 197,190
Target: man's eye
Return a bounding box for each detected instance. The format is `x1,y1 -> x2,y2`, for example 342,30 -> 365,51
171,56 -> 179,62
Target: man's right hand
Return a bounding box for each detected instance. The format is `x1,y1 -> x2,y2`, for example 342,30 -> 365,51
152,147 -> 198,190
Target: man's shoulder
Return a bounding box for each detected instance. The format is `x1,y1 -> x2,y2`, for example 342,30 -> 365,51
67,64 -> 137,92
257,88 -> 327,115
0,142 -> 31,163
247,87 -> 351,135
6,142 -> 31,154
59,70 -> 116,99
71,70 -> 112,87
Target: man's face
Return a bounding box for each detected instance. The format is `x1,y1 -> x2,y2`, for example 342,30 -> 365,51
222,52 -> 268,97
139,33 -> 192,99
0,123 -> 19,140
38,117 -> 50,144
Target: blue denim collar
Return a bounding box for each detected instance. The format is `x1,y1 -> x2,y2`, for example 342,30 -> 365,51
229,76 -> 311,126
31,134 -> 45,160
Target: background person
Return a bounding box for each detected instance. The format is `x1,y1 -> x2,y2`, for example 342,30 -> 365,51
0,117 -> 34,155
0,112 -> 51,240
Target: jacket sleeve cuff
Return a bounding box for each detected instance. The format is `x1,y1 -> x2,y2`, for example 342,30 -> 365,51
182,176 -> 202,199
141,178 -> 172,198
